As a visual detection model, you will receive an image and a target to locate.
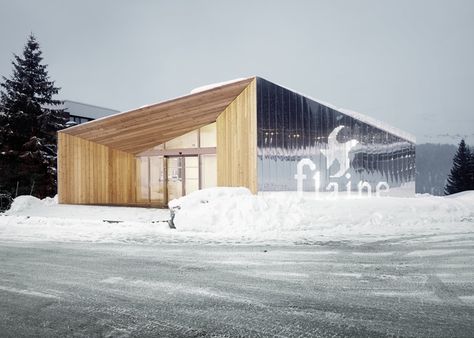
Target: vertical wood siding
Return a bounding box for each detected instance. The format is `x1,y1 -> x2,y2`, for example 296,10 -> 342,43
57,133 -> 140,205
57,78 -> 258,206
216,79 -> 257,193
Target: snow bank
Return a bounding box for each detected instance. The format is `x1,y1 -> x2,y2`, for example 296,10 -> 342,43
0,195 -> 171,244
169,188 -> 474,240
0,190 -> 473,244
5,195 -> 168,223
7,195 -> 57,214
169,188 -> 300,233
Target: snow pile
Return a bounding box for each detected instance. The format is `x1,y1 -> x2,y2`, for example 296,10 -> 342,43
0,189 -> 473,244
0,215 -> 171,244
5,195 -> 168,223
6,195 -> 57,214
170,188 -> 474,239
169,188 -> 301,233
0,195 -> 171,243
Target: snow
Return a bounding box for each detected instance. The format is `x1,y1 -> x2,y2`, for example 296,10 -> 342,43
5,195 -> 169,222
406,249 -> 460,257
266,79 -> 416,143
65,78 -> 252,132
189,76 -> 417,143
0,189 -> 473,244
0,195 -> 170,243
339,108 -> 416,143
63,76 -> 415,145
169,188 -> 474,239
459,295 -> 474,304
100,276 -> 249,302
189,78 -> 248,94
0,285 -> 60,299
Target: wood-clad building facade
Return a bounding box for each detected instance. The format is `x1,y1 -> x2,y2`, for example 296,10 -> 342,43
58,77 -> 415,207
58,78 -> 257,207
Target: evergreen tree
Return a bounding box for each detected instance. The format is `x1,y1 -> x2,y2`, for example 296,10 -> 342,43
0,34 -> 68,198
469,146 -> 474,190
444,139 -> 473,195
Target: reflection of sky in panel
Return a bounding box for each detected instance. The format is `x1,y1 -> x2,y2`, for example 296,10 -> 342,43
256,77 -> 415,192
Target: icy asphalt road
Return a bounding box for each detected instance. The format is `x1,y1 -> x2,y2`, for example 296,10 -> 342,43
0,234 -> 473,337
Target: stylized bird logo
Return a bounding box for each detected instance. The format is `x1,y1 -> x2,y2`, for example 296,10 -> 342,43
320,126 -> 358,177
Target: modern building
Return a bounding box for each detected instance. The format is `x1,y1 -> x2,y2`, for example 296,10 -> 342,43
60,100 -> 119,125
57,77 -> 415,207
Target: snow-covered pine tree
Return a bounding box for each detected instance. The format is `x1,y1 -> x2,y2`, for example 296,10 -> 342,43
444,139 -> 472,195
0,34 -> 68,199
469,145 -> 474,190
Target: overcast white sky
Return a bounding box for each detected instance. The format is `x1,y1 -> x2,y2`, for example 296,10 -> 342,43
1,0 -> 473,143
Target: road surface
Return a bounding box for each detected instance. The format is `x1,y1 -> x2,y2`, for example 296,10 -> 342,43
0,234 -> 473,337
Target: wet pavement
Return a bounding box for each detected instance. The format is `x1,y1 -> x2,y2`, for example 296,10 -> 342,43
0,233 -> 473,337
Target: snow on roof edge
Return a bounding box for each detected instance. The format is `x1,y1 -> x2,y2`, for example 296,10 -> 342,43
259,77 -> 416,143
338,108 -> 416,143
190,78 -> 248,94
102,76 -> 254,116
62,76 -> 415,143
61,77 -> 256,133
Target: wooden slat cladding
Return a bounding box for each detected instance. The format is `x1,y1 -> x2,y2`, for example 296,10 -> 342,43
58,77 -> 259,207
216,79 -> 257,193
58,133 -> 145,206
60,78 -> 255,155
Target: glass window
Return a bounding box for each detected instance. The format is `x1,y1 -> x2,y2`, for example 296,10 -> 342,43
151,143 -> 164,151
165,130 -> 198,149
185,156 -> 200,194
199,122 -> 216,147
136,157 -> 149,202
200,154 -> 217,188
149,156 -> 164,202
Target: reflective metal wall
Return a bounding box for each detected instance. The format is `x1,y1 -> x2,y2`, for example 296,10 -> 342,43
256,78 -> 416,194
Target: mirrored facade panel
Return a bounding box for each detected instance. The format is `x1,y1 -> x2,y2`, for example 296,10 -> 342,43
256,78 -> 416,194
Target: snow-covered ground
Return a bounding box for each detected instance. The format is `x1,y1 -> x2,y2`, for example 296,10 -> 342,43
1,190 -> 473,336
0,188 -> 473,244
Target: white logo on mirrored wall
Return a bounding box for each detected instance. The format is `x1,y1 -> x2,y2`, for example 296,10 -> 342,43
320,125 -> 358,178
294,125 -> 389,198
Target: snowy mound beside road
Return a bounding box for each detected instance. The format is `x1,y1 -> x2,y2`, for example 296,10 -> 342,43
5,195 -> 169,223
0,189 -> 473,244
170,188 -> 474,239
0,195 -> 170,243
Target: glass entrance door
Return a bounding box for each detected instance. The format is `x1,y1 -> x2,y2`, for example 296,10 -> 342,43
166,156 -> 200,202
167,157 -> 183,201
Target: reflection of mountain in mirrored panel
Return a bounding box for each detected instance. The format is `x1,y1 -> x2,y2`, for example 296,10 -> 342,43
256,77 -> 416,194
